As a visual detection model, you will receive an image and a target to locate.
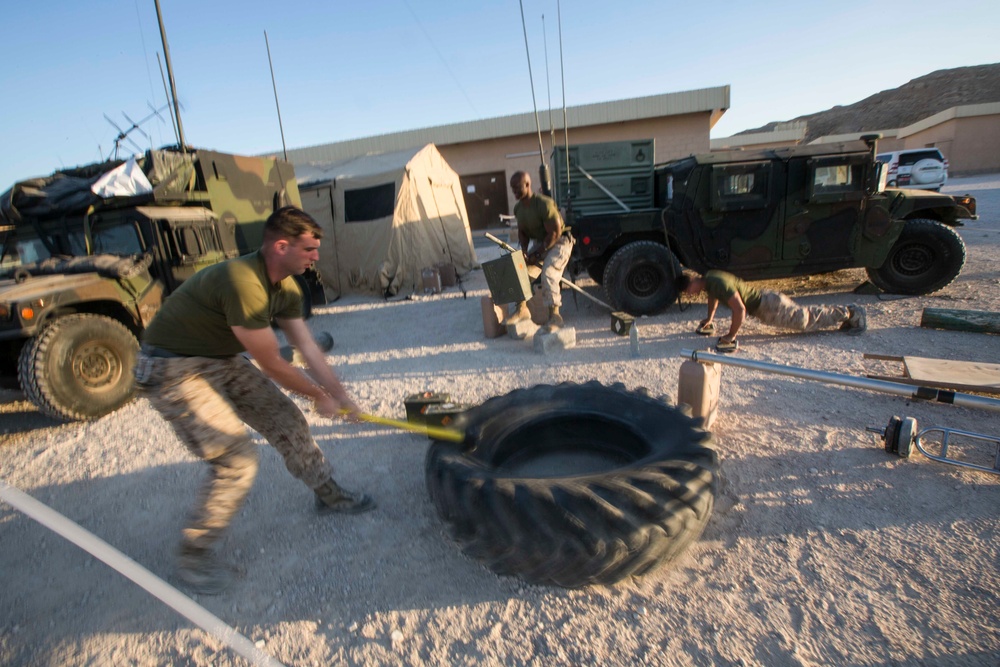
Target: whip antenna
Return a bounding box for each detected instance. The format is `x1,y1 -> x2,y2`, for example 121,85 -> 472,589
264,30 -> 288,161
154,0 -> 186,153
518,0 -> 551,196
542,14 -> 555,155
155,52 -> 180,146
557,0 -> 570,191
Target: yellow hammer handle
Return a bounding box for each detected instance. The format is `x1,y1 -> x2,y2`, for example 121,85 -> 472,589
342,410 -> 465,443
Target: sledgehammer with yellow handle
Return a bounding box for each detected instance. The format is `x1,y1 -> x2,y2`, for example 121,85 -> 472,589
341,409 -> 467,444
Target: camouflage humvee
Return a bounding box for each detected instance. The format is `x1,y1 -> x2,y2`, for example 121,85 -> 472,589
563,136 -> 977,315
0,148 -> 321,421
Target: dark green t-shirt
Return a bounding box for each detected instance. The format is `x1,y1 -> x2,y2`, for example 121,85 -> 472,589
142,251 -> 303,357
704,270 -> 762,316
513,193 -> 563,242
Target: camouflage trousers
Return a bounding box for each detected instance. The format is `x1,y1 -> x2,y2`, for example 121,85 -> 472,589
135,351 -> 333,551
530,234 -> 574,308
754,290 -> 851,332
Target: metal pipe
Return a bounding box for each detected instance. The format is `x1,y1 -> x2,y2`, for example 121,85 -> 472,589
680,348 -> 1000,413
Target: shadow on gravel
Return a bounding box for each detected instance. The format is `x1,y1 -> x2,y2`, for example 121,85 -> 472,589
0,389 -> 64,435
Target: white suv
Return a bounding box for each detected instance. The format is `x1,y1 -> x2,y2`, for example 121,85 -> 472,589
877,148 -> 948,191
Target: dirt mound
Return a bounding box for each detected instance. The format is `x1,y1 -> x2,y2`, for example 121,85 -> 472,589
739,63 -> 1000,142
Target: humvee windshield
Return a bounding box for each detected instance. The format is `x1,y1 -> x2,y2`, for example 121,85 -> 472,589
0,221 -> 145,276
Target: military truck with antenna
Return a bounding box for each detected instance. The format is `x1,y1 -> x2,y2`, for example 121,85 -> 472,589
552,135 -> 977,315
0,148 -> 321,421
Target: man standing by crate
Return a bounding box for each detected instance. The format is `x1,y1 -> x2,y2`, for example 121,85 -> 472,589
504,170 -> 574,331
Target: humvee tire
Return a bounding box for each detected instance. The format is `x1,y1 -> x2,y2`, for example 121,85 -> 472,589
602,241 -> 682,316
585,258 -> 607,286
18,314 -> 139,422
425,382 -> 718,588
866,219 -> 966,295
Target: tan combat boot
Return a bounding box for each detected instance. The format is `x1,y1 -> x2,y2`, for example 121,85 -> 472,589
502,300 -> 530,326
176,545 -> 238,595
545,305 -> 564,332
315,478 -> 375,515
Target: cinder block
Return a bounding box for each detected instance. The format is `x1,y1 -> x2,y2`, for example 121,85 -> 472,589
507,318 -> 535,340
533,327 -> 577,353
481,296 -> 506,338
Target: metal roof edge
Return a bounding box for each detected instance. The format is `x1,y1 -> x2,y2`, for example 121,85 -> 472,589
283,86 -> 730,164
897,101 -> 1000,138
807,129 -> 900,145
710,126 -> 807,149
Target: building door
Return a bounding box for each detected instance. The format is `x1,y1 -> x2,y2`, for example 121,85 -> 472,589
460,171 -> 508,230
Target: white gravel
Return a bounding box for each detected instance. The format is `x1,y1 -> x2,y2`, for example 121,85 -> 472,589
1,175 -> 998,666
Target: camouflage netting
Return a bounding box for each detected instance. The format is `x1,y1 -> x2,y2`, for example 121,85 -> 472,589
11,253 -> 154,281
0,150 -> 198,225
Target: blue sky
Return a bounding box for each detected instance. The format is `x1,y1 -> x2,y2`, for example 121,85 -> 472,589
1,0 -> 997,189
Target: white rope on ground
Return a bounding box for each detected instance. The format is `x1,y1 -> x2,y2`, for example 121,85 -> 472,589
0,478 -> 286,667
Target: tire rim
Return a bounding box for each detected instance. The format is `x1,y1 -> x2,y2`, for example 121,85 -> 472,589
73,343 -> 122,390
626,265 -> 661,298
893,243 -> 935,277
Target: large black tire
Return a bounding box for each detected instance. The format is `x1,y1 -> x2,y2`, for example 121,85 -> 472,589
602,241 -> 682,316
866,219 -> 966,295
18,314 -> 139,422
584,259 -> 607,286
425,382 -> 718,588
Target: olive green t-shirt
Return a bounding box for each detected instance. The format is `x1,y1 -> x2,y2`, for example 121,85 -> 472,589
142,251 -> 303,357
513,193 -> 563,241
704,270 -> 762,316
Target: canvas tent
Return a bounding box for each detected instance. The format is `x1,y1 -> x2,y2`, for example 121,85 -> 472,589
297,144 -> 478,299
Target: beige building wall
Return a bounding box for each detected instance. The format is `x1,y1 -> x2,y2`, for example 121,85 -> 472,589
281,87 -> 729,228
438,112 -> 712,211
900,113 -> 1000,175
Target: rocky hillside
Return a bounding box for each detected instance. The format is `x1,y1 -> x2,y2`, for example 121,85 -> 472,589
739,63 -> 1000,142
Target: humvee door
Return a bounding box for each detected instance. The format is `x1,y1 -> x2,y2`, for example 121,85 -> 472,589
781,154 -> 867,267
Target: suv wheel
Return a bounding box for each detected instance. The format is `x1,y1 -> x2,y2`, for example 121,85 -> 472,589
425,382 -> 718,588
866,219 -> 966,295
18,314 -> 139,421
602,241 -> 682,316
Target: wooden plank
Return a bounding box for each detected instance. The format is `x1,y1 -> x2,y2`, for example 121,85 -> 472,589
863,354 -> 904,362
863,354 -> 1000,394
903,356 -> 1000,393
920,308 -> 1000,334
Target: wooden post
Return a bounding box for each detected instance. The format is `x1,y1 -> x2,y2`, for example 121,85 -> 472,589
920,308 -> 1000,334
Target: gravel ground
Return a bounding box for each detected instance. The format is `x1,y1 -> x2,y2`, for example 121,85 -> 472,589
1,175 -> 998,666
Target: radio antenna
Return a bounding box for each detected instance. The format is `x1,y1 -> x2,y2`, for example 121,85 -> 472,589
557,0 -> 570,191
264,30 -> 288,161
542,14 -> 556,156
518,0 -> 550,196
156,52 -> 180,146
154,0 -> 186,153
